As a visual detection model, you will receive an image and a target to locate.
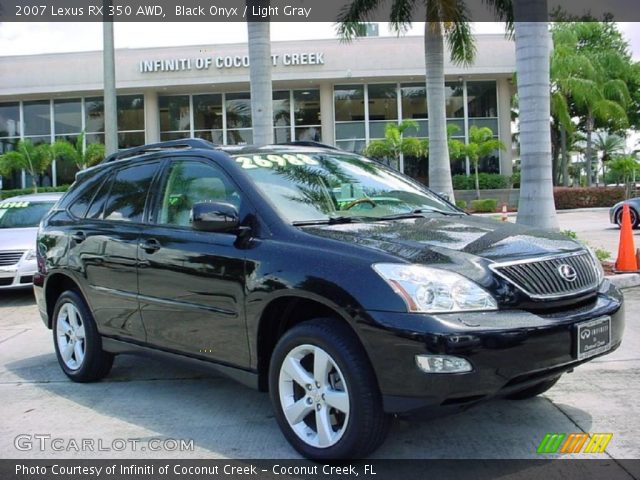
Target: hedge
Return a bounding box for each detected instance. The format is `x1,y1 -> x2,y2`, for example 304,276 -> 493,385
452,173 -> 511,190
553,187 -> 625,210
471,198 -> 498,213
1,185 -> 70,200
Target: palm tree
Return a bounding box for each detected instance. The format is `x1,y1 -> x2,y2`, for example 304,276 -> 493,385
247,1 -> 274,146
0,140 -> 54,193
595,133 -> 626,184
338,2 -> 476,203
461,126 -> 505,199
363,120 -> 425,170
52,133 -> 106,171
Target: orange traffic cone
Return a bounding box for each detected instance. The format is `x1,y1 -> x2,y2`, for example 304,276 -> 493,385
615,203 -> 638,272
501,204 -> 508,222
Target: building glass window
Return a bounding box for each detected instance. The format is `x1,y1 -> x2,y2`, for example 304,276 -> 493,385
54,99 -> 82,135
467,81 -> 497,118
194,94 -> 223,144
400,83 -> 428,137
0,102 -> 20,138
226,92 -> 252,145
293,89 -> 321,142
368,84 -> 397,139
273,91 -> 291,143
445,82 -> 465,118
160,95 -> 190,138
85,97 -> 105,134
117,95 -> 145,148
334,85 -> 365,153
23,100 -> 51,137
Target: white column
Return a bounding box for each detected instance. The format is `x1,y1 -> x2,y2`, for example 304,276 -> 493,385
497,77 -> 514,177
319,82 -> 334,145
143,91 -> 160,144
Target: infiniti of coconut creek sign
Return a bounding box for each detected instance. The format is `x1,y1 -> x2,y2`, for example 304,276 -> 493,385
139,52 -> 325,73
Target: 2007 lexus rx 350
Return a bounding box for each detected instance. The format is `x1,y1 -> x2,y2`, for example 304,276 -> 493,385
34,139 -> 624,459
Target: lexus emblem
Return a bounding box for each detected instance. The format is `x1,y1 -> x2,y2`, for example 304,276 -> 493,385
558,264 -> 578,282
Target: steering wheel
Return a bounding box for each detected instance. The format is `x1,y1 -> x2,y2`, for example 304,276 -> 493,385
343,198 -> 377,210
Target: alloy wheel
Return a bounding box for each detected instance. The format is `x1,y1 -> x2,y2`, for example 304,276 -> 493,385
56,302 -> 86,370
278,344 -> 350,449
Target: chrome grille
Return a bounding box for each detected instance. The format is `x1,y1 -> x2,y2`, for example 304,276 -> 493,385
490,251 -> 600,299
0,250 -> 25,266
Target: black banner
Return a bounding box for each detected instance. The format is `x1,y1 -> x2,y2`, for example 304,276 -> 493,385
0,0 -> 639,22
1,460 -> 640,480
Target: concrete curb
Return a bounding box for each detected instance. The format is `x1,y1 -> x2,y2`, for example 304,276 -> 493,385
607,273 -> 640,290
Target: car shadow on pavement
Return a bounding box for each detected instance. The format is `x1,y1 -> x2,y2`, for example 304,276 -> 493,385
5,352 -> 593,459
0,289 -> 37,307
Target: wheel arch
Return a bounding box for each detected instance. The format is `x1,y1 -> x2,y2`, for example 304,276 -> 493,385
44,272 -> 84,329
255,293 -> 375,392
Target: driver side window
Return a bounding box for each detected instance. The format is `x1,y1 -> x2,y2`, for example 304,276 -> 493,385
158,160 -> 241,228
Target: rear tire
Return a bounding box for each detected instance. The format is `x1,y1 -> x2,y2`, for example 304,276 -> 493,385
52,290 -> 114,382
269,318 -> 390,460
505,376 -> 561,400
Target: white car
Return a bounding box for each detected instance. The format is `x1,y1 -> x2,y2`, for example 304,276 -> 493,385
0,192 -> 63,289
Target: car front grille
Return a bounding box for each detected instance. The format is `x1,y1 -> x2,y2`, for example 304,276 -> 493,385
0,250 -> 25,266
490,251 -> 600,299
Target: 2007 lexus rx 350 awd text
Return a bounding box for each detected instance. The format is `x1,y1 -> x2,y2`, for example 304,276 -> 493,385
34,139 -> 624,459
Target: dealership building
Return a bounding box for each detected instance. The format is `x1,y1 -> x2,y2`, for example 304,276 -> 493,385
0,34 -> 515,189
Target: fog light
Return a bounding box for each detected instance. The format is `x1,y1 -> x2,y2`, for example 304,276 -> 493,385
415,355 -> 472,373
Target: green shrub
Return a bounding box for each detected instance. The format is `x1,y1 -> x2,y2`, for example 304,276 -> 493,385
511,171 -> 520,188
0,185 -> 70,200
455,199 -> 467,210
561,230 -> 578,239
471,198 -> 498,212
452,173 -> 510,190
553,187 -> 625,209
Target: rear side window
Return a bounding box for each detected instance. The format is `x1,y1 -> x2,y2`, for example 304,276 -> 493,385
102,162 -> 159,223
85,173 -> 113,220
68,175 -> 108,219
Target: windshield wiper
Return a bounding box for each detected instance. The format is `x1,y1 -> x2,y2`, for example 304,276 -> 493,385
292,216 -> 365,226
377,208 -> 464,221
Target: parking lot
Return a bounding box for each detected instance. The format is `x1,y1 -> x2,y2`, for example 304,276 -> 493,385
0,209 -> 639,461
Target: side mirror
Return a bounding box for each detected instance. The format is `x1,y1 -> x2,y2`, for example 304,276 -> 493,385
191,202 -> 240,233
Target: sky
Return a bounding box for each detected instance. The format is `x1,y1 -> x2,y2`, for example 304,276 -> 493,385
1,22 -> 637,58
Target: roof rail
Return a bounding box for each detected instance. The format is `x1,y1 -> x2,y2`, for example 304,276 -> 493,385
102,138 -> 219,164
277,141 -> 341,151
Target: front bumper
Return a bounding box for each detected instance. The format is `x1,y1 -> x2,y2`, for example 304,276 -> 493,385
358,280 -> 624,415
0,257 -> 36,289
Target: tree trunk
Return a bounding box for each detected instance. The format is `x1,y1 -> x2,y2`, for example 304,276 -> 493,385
31,174 -> 38,193
474,161 -> 480,200
513,15 -> 558,230
585,115 -> 594,187
424,21 -> 455,203
247,13 -> 274,146
560,124 -> 569,186
103,17 -> 118,155
551,126 -> 560,185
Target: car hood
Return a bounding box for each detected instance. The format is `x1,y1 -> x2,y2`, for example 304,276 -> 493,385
301,214 -> 583,281
0,227 -> 38,252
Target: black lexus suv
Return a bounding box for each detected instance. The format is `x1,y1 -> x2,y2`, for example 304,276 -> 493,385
35,139 -> 624,459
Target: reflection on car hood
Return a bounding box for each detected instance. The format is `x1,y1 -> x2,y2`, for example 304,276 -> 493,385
302,215 -> 583,268
0,227 -> 38,252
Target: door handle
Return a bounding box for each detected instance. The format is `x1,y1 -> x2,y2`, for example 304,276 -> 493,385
71,231 -> 86,243
139,238 -> 161,253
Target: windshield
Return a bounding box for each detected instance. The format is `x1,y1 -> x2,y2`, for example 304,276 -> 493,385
0,200 -> 56,229
234,151 -> 461,224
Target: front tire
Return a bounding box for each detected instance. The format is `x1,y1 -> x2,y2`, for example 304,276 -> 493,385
52,290 -> 114,382
269,318 -> 389,460
505,376 -> 561,400
616,207 -> 639,229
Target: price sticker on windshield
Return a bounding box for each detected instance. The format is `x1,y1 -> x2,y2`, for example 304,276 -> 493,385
235,154 -> 319,170
0,201 -> 30,209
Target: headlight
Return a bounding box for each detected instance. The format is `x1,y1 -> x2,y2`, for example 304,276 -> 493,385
24,249 -> 37,261
372,263 -> 498,313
